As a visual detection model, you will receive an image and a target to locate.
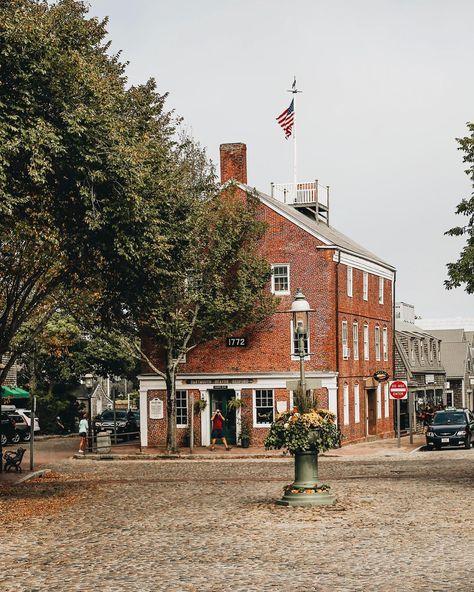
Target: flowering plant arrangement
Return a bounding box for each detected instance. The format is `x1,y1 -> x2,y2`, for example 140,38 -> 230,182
264,408 -> 340,454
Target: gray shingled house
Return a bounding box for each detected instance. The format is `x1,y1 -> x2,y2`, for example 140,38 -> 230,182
422,329 -> 474,411
394,303 -> 446,431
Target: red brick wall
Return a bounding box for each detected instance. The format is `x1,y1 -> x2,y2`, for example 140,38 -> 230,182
171,205 -> 336,375
146,389 -> 202,449
336,264 -> 394,441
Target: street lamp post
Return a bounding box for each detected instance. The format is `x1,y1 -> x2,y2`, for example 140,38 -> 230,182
292,288 -> 310,413
84,374 -> 94,453
277,288 -> 336,507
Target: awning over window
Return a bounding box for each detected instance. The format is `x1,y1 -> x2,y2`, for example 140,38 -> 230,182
1,386 -> 30,398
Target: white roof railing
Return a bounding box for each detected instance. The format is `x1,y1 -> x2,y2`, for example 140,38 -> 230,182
270,180 -> 330,223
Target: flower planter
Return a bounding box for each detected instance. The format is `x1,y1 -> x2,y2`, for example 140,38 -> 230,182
265,411 -> 339,507
240,437 -> 250,449
277,450 -> 336,507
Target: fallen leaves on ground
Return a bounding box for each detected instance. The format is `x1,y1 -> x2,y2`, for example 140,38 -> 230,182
0,471 -> 98,525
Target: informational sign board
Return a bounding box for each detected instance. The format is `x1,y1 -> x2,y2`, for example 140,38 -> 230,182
389,380 -> 408,400
149,398 -> 164,420
276,400 -> 288,413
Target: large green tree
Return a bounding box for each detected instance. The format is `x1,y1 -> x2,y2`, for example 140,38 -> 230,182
0,0 -> 173,378
446,122 -> 474,292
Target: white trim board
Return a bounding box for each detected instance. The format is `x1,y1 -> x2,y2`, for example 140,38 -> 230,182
334,251 -> 395,281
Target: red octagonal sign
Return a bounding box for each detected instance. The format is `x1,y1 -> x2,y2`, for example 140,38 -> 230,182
389,380 -> 408,400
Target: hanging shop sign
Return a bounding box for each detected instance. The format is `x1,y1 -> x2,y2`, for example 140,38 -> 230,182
373,370 -> 389,382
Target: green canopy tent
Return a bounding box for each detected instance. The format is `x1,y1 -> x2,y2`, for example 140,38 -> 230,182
1,386 -> 30,399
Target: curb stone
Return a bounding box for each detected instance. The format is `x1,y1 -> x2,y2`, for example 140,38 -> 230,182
17,468 -> 51,483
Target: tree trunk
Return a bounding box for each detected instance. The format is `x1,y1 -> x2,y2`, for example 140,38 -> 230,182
165,366 -> 178,453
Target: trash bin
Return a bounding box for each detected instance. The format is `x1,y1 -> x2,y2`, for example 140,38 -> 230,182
96,431 -> 112,454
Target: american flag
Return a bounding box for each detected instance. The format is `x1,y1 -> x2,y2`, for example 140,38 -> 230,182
276,99 -> 294,139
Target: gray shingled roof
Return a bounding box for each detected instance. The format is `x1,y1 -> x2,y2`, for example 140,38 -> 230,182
425,329 -> 466,343
395,320 -> 439,339
239,183 -> 395,271
439,341 -> 468,378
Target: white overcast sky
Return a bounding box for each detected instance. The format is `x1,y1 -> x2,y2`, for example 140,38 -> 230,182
88,0 -> 474,319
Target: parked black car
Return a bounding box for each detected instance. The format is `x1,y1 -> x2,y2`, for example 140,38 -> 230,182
6,412 -> 31,442
426,408 -> 474,450
1,413 -> 19,446
94,410 -> 139,439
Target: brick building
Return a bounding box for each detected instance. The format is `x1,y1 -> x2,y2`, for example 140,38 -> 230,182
139,143 -> 396,448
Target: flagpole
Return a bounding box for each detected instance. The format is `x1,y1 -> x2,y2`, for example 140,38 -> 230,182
293,94 -> 297,189
288,77 -> 302,195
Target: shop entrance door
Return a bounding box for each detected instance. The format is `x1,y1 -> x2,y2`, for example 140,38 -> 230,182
367,388 -> 377,435
210,389 -> 236,445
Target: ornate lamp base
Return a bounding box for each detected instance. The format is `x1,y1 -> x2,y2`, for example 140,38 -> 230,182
277,450 -> 336,507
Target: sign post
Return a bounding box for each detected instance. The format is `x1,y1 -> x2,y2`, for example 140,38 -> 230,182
389,380 -> 408,448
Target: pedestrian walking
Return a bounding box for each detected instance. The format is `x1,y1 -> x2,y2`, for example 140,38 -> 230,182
210,409 -> 231,451
78,413 -> 89,454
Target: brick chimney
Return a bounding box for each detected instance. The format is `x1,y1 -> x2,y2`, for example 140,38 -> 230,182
220,143 -> 247,184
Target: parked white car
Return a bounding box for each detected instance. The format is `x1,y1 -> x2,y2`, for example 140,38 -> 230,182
15,408 -> 40,433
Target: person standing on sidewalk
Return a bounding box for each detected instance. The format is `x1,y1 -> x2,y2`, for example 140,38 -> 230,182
78,413 -> 89,454
210,409 -> 231,451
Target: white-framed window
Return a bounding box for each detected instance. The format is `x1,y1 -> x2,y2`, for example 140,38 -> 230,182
254,389 -> 274,426
411,339 -> 415,363
271,264 -> 290,295
419,339 -> 424,363
382,327 -> 388,361
377,383 -> 382,419
354,383 -> 360,423
429,339 -> 434,363
176,390 -> 188,427
378,277 -> 384,304
353,321 -> 359,360
343,383 -> 349,425
291,320 -> 309,360
347,266 -> 353,297
437,341 -> 441,362
363,272 -> 368,301
364,324 -> 369,360
384,383 -> 389,418
375,326 -> 381,361
342,320 -> 349,359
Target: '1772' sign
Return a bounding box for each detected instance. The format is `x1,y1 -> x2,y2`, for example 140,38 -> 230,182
226,337 -> 247,347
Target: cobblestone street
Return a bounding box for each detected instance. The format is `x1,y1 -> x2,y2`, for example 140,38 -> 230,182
2,448 -> 474,592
